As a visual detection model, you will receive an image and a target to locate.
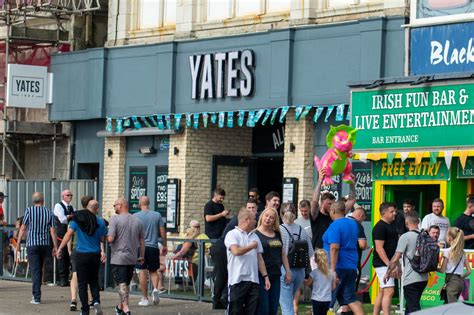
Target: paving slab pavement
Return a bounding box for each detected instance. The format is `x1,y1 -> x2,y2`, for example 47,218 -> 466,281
0,280 -> 225,315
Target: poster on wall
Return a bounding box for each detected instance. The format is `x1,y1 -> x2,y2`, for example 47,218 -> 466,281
166,178 -> 180,231
129,166 -> 148,213
352,161 -> 372,220
155,166 -> 168,219
414,0 -> 474,20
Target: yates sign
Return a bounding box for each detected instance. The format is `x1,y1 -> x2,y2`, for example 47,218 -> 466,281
350,82 -> 474,151
7,64 -> 48,109
189,49 -> 255,100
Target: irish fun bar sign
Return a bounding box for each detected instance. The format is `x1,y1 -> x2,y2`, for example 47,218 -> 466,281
351,82 -> 474,151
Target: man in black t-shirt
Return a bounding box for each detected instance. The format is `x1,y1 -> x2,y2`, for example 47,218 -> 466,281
248,187 -> 265,213
455,196 -> 474,249
372,202 -> 398,315
204,188 -> 229,310
395,199 -> 416,236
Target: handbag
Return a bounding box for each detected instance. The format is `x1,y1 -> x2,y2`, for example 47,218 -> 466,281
440,257 -> 462,302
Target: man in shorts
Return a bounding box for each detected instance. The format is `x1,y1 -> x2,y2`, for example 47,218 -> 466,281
372,202 -> 398,315
133,196 -> 167,306
107,198 -> 145,315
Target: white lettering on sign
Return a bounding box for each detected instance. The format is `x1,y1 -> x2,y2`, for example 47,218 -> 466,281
431,39 -> 474,66
189,49 -> 255,100
165,258 -> 189,277
272,126 -> 285,150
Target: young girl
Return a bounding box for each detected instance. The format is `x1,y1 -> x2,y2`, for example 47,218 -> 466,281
438,227 -> 471,304
307,249 -> 335,315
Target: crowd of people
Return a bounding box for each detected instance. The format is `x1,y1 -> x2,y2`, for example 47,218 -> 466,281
1,169 -> 473,315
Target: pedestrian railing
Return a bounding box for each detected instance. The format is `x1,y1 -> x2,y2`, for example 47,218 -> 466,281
104,237 -> 218,302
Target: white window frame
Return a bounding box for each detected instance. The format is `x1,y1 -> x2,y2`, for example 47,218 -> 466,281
409,0 -> 474,27
206,0 -> 290,22
265,0 -> 291,13
326,0 -> 360,9
137,0 -> 176,30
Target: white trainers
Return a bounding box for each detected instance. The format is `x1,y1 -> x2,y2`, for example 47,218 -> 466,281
138,298 -> 150,306
93,302 -> 103,315
152,289 -> 160,305
30,298 -> 40,305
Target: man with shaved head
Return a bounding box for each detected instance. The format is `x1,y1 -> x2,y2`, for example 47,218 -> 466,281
133,195 -> 167,306
57,198 -> 106,315
54,189 -> 76,286
16,192 -> 58,305
108,197 -> 145,315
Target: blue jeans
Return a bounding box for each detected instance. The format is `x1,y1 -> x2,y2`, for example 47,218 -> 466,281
279,267 -> 305,315
258,274 -> 281,315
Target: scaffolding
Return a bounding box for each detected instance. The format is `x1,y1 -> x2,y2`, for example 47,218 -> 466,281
0,0 -> 102,179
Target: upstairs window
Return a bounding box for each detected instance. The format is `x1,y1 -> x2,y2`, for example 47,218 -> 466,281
139,0 -> 176,29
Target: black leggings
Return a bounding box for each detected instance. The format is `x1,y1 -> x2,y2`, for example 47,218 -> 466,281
312,300 -> 330,315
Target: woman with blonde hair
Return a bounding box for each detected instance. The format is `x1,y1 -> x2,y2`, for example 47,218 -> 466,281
255,207 -> 291,315
279,202 -> 314,315
438,227 -> 471,304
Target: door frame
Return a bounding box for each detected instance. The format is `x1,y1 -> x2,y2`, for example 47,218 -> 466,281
210,155 -> 256,198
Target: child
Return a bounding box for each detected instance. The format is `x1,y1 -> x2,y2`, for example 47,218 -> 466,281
307,249 -> 335,315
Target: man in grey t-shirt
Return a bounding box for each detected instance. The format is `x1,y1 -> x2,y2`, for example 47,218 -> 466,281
384,212 -> 428,314
107,197 -> 145,315
133,196 -> 167,306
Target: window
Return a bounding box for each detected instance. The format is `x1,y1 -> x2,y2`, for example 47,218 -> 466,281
139,0 -> 176,29
327,0 -> 369,8
207,0 -> 290,21
410,0 -> 474,26
236,0 -> 261,16
208,0 -> 232,20
267,0 -> 291,12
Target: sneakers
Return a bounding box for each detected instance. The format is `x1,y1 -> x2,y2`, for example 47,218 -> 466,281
93,302 -> 103,315
70,300 -> 77,311
30,298 -> 40,305
115,305 -> 124,315
138,298 -> 150,306
152,289 -> 160,305
158,287 -> 167,294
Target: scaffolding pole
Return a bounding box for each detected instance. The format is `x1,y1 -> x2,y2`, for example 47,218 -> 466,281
2,2 -> 9,177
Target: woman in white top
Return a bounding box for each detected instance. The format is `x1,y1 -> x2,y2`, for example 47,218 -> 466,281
438,227 -> 472,304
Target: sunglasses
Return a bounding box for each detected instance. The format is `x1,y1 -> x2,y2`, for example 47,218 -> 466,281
65,194 -> 73,197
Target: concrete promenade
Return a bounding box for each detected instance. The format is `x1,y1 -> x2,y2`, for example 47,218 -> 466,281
0,279 -> 225,315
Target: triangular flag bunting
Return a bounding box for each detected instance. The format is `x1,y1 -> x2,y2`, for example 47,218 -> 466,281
164,115 -> 171,129
261,109 -> 273,125
202,113 -> 209,128
346,106 -> 351,121
210,112 -> 217,124
106,117 -> 112,132
387,153 -> 395,165
218,112 -> 225,128
116,118 -> 123,133
429,152 -> 439,165
279,106 -> 289,123
132,116 -> 142,129
123,117 -> 131,128
247,111 -> 256,127
458,150 -> 469,169
399,152 -> 410,162
335,104 -> 345,121
238,110 -> 246,127
300,105 -> 313,120
270,108 -> 279,125
193,113 -> 200,129
444,150 -> 454,169
414,152 -> 424,165
294,106 -> 304,121
324,105 -> 335,122
313,107 -> 324,124
186,113 -> 192,128
227,111 -> 234,128
254,109 -> 265,123
174,114 -> 182,130
157,115 -> 164,130
141,116 -> 152,128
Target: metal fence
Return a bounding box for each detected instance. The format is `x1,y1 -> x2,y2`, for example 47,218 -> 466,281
3,179 -> 97,224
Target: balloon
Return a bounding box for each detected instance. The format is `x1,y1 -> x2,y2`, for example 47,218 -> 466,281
314,125 -> 357,186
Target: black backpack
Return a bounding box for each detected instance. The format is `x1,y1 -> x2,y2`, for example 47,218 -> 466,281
281,225 -> 309,268
409,229 -> 440,273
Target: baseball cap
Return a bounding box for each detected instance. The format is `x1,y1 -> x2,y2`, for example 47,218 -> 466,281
0,192 -> 6,198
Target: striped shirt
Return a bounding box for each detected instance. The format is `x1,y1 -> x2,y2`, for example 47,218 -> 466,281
23,205 -> 55,247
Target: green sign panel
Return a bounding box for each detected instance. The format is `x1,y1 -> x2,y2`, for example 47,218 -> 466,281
351,82 -> 474,151
420,250 -> 474,307
372,159 -> 449,180
458,157 -> 474,178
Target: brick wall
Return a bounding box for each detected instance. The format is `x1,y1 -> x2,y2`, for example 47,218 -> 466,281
283,109 -> 315,204
168,124 -> 252,233
102,137 -> 126,218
